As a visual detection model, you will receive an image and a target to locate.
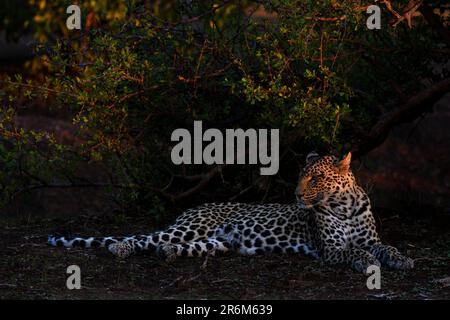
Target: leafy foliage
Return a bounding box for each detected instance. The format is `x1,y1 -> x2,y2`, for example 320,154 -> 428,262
0,0 -> 448,212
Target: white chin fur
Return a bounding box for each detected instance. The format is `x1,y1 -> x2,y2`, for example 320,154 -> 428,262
296,200 -> 308,209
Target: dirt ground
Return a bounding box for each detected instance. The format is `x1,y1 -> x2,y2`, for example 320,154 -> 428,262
0,209 -> 449,300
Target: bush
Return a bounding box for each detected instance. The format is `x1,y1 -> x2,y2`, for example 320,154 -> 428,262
0,0 -> 448,212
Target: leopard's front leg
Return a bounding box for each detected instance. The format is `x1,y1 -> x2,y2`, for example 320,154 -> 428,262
313,211 -> 380,273
368,244 -> 414,269
321,247 -> 381,274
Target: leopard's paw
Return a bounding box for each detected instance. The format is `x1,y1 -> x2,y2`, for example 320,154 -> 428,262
386,255 -> 414,269
353,256 -> 381,274
157,244 -> 178,263
108,242 -> 132,259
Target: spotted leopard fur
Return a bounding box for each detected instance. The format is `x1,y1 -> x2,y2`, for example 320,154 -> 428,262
48,152 -> 414,273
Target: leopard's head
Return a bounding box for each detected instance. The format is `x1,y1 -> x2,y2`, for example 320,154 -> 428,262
296,151 -> 355,208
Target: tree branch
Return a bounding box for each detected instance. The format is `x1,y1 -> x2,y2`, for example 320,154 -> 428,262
10,182 -> 131,203
352,78 -> 450,157
150,165 -> 228,203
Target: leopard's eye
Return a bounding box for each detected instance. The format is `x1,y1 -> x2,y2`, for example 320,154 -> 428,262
311,174 -> 323,183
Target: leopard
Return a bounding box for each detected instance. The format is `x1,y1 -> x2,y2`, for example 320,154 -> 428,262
48,151 -> 414,273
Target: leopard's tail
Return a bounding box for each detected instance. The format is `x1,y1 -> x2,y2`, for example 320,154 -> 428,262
47,235 -> 133,248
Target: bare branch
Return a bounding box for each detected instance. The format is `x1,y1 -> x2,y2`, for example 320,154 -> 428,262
352,78 -> 450,157
150,165 -> 228,203
10,182 -> 131,202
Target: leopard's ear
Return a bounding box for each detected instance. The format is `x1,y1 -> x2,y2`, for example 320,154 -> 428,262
337,152 -> 352,173
306,151 -> 320,164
